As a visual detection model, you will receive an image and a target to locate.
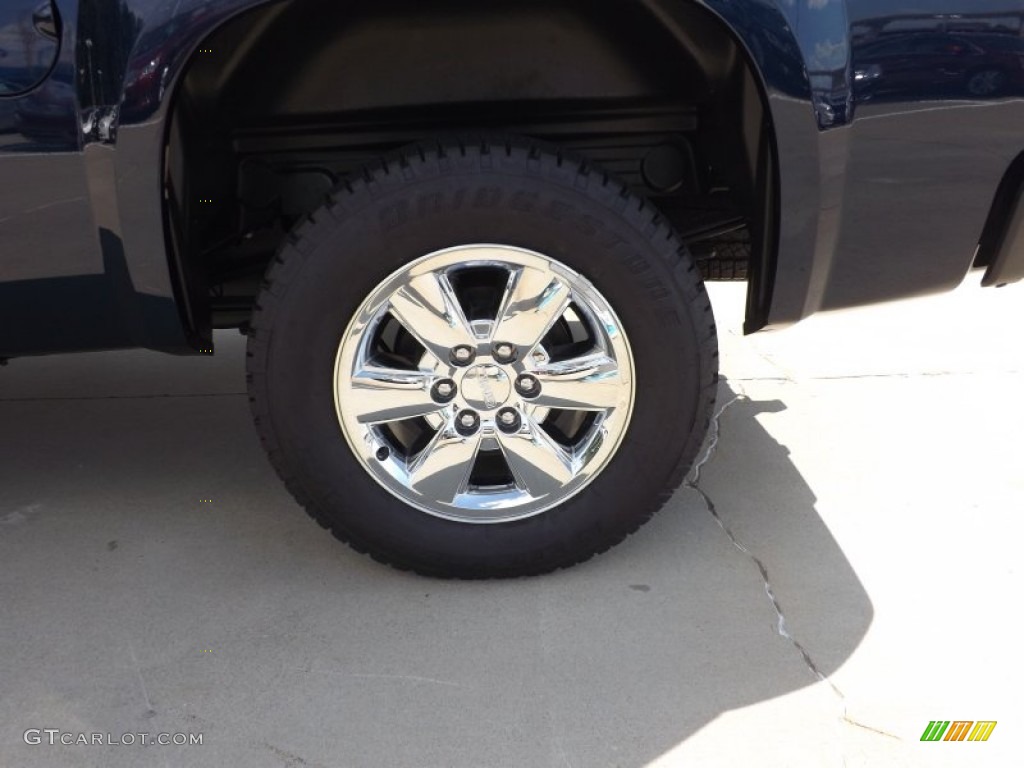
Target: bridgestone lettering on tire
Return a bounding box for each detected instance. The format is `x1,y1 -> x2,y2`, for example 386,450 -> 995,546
246,137 -> 719,578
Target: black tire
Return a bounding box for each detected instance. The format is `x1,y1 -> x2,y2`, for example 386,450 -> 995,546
246,137 -> 718,578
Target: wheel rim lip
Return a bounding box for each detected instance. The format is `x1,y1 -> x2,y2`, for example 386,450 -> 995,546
333,244 -> 636,524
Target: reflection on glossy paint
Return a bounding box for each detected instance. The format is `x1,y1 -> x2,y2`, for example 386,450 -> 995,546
851,8 -> 1024,103
0,1 -> 60,96
817,3 -> 1024,316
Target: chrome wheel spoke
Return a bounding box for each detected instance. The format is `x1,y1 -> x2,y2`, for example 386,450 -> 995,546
497,418 -> 575,498
531,353 -> 625,411
492,266 -> 572,354
408,427 -> 482,504
388,271 -> 474,361
348,366 -> 441,424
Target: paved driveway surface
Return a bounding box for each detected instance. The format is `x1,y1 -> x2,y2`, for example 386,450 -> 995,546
1,279 -> 1021,767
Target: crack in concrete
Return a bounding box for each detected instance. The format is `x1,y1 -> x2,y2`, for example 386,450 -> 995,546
262,741 -> 328,767
689,390 -> 837,692
694,478 -> 842,695
686,389 -> 901,746
126,638 -> 157,717
841,716 -> 901,740
688,393 -> 740,486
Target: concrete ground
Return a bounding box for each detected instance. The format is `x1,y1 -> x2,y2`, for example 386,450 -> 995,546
1,276 -> 1021,768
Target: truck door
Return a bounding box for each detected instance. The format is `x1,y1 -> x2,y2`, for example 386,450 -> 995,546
0,1 -> 118,357
0,2 -> 61,96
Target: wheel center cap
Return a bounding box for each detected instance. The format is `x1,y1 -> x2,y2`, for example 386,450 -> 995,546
460,364 -> 511,411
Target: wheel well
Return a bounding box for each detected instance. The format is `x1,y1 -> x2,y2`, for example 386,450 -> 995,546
164,0 -> 774,333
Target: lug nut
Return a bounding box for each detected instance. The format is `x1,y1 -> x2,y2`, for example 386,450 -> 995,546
450,345 -> 475,366
515,374 -> 540,398
455,410 -> 480,436
431,378 -> 457,404
492,342 -> 517,363
496,408 -> 521,433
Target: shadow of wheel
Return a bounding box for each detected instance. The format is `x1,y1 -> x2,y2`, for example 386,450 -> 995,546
0,346 -> 873,766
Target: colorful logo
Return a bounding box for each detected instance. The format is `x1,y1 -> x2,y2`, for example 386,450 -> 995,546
921,721 -> 997,742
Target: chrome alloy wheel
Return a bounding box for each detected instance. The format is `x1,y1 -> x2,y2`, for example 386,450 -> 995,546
334,245 -> 636,523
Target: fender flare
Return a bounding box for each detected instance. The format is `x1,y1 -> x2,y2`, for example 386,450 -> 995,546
110,0 -> 835,349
